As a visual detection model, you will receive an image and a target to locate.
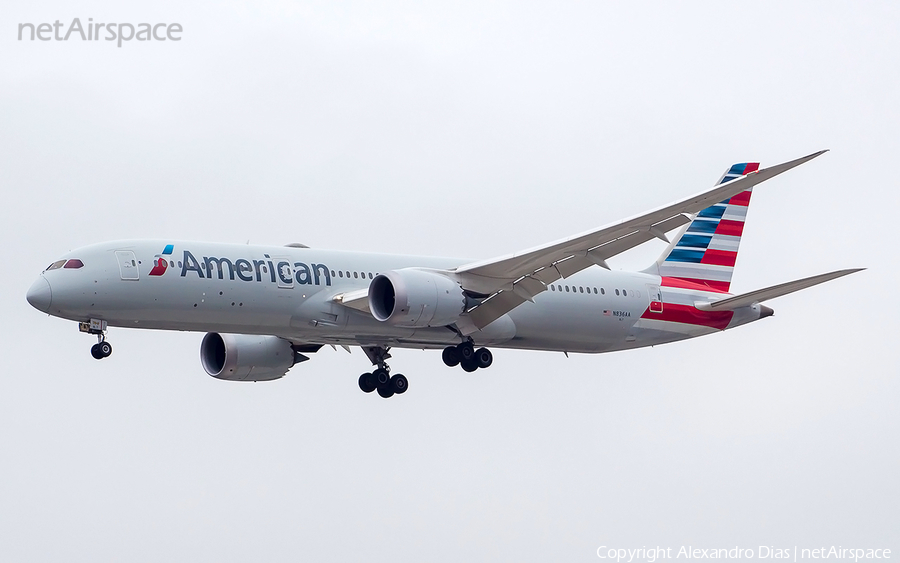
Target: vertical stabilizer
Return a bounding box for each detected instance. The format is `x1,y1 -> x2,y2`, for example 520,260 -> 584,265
653,162 -> 759,292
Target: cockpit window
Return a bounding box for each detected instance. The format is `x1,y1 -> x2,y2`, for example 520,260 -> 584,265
45,260 -> 66,271
64,259 -> 84,269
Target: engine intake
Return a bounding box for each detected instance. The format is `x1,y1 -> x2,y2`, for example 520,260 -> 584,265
369,269 -> 465,328
200,333 -> 297,381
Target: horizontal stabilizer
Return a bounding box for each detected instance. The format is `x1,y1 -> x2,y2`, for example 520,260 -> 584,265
696,268 -> 864,311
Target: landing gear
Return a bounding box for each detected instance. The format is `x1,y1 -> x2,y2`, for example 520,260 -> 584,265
358,372 -> 377,393
359,346 -> 409,399
80,319 -> 112,360
90,341 -> 113,360
442,342 -> 493,372
442,346 -> 461,367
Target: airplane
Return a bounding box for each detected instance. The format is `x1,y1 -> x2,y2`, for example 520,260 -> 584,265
26,150 -> 862,398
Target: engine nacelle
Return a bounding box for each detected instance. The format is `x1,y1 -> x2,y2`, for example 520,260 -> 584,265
200,333 -> 296,382
369,268 -> 465,328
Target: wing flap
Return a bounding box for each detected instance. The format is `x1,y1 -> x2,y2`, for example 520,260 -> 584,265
333,288 -> 370,313
468,291 -> 528,329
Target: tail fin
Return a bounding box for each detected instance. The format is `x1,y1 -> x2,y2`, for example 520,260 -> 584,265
653,162 -> 760,292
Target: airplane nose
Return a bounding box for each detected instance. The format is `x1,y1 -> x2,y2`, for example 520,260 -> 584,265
26,277 -> 52,312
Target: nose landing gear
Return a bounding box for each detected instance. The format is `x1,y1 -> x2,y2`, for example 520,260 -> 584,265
90,339 -> 113,360
80,319 -> 112,360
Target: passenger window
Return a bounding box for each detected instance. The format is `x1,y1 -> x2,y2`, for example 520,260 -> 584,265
170,261 -> 174,268
346,271 -> 350,278
368,273 -> 373,279
623,290 -> 627,297
601,288 -> 605,295
565,286 -> 570,292
353,272 -> 358,279
593,288 -> 598,294
331,270 -> 336,277
550,285 -> 555,291
338,271 -> 343,277
178,261 -> 183,268
579,286 -> 584,293
615,289 -> 620,296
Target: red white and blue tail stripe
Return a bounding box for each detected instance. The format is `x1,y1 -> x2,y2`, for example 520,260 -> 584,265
656,162 -> 759,292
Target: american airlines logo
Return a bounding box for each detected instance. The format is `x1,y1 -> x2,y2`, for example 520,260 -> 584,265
150,246 -> 333,286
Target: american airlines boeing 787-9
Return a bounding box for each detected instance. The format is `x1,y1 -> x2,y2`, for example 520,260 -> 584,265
26,150 -> 861,397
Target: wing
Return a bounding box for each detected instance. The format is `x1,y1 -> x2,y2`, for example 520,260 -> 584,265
455,150 -> 829,332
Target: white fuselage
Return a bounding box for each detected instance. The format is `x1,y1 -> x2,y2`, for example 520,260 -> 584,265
28,240 -> 766,354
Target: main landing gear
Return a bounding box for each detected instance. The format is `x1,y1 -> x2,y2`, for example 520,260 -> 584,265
80,319 -> 112,360
442,341 -> 492,372
358,346 -> 408,399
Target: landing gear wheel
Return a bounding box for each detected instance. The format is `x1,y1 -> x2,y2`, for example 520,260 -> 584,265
373,368 -> 390,386
442,346 -> 461,367
458,342 -> 475,362
475,347 -> 492,369
90,344 -> 103,360
358,372 -> 377,393
461,358 -> 478,372
390,374 -> 408,394
377,383 -> 395,398
98,341 -> 113,358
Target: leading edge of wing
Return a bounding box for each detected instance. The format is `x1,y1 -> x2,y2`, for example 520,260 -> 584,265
454,150 -> 828,295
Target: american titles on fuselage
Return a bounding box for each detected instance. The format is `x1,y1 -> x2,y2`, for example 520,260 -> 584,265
156,248 -> 335,286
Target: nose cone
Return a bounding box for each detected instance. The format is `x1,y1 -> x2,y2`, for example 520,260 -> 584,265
26,277 -> 52,312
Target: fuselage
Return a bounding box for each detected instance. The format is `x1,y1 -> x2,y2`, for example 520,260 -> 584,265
27,240 -> 768,354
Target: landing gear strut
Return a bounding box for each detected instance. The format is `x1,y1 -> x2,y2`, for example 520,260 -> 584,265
358,346 -> 408,398
80,319 -> 112,360
442,341 -> 492,372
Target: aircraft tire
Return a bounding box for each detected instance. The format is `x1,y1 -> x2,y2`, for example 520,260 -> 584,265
458,342 -> 475,361
391,374 -> 408,394
99,342 -> 113,358
442,346 -> 461,367
377,384 -> 395,398
373,368 -> 390,386
358,372 -> 377,393
90,344 -> 103,360
461,358 -> 478,373
475,348 -> 492,369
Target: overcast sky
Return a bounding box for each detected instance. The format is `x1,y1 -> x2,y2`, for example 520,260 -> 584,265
2,1 -> 897,561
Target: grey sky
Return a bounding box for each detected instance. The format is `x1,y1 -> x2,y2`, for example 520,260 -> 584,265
1,1 -> 897,561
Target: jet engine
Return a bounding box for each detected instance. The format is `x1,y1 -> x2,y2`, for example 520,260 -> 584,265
200,333 -> 298,381
369,268 -> 466,328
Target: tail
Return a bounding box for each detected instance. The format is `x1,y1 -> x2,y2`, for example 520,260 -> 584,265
650,162 -> 759,292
